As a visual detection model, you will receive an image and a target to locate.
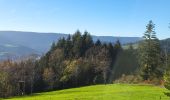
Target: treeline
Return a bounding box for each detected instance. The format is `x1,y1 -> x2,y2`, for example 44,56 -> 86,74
1,20 -> 170,98
0,30 -> 139,98
37,30 -> 138,89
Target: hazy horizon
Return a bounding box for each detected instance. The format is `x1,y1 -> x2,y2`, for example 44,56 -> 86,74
0,30 -> 142,38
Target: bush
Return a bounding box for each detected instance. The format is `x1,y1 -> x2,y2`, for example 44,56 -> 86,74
164,70 -> 170,97
113,74 -> 142,84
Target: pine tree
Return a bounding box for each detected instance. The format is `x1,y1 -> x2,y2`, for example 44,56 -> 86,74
95,39 -> 101,46
72,30 -> 83,58
113,40 -> 122,59
65,34 -> 73,58
138,20 -> 161,81
82,31 -> 93,55
50,42 -> 56,51
114,40 -> 122,51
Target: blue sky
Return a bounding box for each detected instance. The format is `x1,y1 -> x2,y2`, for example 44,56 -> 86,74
0,0 -> 169,39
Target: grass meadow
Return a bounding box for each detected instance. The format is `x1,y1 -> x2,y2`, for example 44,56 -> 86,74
2,84 -> 169,100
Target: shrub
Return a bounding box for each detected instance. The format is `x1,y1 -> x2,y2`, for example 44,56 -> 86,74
114,74 -> 142,84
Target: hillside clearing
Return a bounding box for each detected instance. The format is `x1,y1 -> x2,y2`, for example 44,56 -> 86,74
3,84 -> 169,100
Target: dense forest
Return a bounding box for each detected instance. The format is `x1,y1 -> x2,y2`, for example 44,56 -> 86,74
0,21 -> 170,98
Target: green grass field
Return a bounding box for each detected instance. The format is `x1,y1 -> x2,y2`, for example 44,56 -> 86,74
3,84 -> 170,100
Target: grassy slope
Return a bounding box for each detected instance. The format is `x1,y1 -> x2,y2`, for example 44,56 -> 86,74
4,84 -> 169,100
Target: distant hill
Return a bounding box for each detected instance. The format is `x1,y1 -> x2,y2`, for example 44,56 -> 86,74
0,31 -> 142,60
160,38 -> 170,53
0,44 -> 39,60
123,38 -> 170,53
0,31 -> 68,53
93,36 -> 141,44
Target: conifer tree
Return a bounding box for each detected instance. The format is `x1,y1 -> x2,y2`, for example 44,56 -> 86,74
95,39 -> 101,46
138,20 -> 161,80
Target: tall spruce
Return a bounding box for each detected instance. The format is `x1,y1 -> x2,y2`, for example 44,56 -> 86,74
72,30 -> 83,58
138,20 -> 161,80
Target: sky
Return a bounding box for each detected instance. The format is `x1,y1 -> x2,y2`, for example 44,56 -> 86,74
0,0 -> 170,39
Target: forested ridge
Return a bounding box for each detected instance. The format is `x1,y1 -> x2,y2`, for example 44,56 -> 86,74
0,30 -> 139,97
0,21 -> 170,98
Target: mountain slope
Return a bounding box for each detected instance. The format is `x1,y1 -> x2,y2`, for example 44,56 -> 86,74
160,38 -> 170,53
0,31 -> 142,60
93,36 -> 141,44
0,44 -> 39,60
0,31 -> 141,52
123,38 -> 170,53
0,31 -> 68,53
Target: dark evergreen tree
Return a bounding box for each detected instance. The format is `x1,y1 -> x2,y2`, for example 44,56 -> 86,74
138,20 -> 161,80
72,30 -> 83,58
50,42 -> 56,51
95,39 -> 101,46
114,40 -> 122,51
65,34 -> 73,58
82,31 -> 94,56
112,40 -> 122,62
56,38 -> 66,48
